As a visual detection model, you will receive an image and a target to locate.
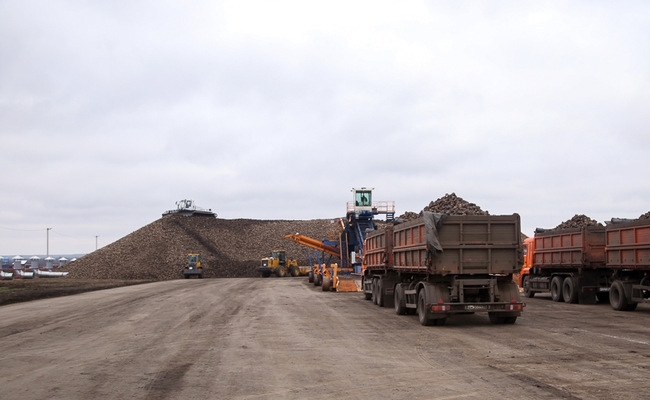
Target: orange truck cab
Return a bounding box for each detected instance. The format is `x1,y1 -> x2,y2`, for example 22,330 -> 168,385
517,237 -> 534,288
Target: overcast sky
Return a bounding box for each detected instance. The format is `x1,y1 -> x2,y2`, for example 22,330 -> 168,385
2,1 -> 649,256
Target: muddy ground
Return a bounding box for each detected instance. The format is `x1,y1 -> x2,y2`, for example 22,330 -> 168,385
1,278 -> 649,400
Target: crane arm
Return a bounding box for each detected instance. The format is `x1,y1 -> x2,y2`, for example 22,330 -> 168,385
284,233 -> 341,258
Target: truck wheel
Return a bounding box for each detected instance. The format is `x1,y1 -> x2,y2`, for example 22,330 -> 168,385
276,267 -> 287,278
377,278 -> 385,307
610,281 -> 638,311
371,279 -> 378,305
394,284 -> 407,315
362,276 -> 372,300
322,277 -> 331,291
417,290 -> 434,326
308,271 -> 314,283
562,277 -> 579,304
289,266 -> 299,277
551,276 -> 564,302
522,276 -> 535,298
314,274 -> 322,286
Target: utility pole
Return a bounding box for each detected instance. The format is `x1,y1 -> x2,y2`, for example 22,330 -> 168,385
46,227 -> 52,257
95,235 -> 99,250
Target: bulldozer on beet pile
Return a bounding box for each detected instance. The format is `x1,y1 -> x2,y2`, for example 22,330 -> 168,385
258,250 -> 309,278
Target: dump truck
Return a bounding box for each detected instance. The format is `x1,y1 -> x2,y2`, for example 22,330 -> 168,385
362,212 -> 524,326
258,250 -> 308,278
518,218 -> 650,310
183,254 -> 203,279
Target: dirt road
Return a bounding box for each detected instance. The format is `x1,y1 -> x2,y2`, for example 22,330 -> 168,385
1,278 -> 649,399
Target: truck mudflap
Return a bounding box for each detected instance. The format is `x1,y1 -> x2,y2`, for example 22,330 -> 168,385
632,283 -> 650,303
428,302 -> 524,313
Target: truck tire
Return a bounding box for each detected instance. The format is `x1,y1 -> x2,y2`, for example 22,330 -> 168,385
610,281 -> 638,311
275,267 -> 287,278
522,276 -> 535,298
308,271 -> 314,283
394,284 -> 407,315
289,266 -> 299,277
562,277 -> 579,304
314,274 -> 322,286
551,276 -> 564,302
380,278 -> 392,308
362,276 -> 372,300
417,290 -> 434,326
376,278 -> 385,307
322,277 -> 331,291
371,278 -> 379,305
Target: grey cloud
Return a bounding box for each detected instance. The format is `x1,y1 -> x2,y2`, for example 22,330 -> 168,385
2,1 -> 650,254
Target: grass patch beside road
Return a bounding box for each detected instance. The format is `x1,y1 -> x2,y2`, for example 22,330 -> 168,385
0,279 -> 154,306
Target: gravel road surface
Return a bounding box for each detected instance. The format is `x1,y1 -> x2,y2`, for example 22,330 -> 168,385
1,278 -> 649,399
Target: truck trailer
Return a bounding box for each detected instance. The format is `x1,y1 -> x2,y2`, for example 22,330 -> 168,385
362,212 -> 524,326
518,218 -> 650,311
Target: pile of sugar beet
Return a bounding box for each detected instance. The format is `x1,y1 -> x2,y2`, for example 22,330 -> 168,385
63,193 -> 650,280
550,211 -> 650,230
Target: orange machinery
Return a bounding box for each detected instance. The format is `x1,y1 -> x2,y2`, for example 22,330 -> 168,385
284,233 -> 359,292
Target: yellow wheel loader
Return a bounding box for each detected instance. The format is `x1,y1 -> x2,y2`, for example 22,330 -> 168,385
258,250 -> 308,278
183,254 -> 203,279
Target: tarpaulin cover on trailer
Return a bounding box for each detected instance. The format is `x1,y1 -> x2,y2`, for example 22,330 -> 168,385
423,211 -> 446,255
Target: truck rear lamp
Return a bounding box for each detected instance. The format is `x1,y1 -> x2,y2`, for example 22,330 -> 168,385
505,304 -> 522,311
431,305 -> 450,312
